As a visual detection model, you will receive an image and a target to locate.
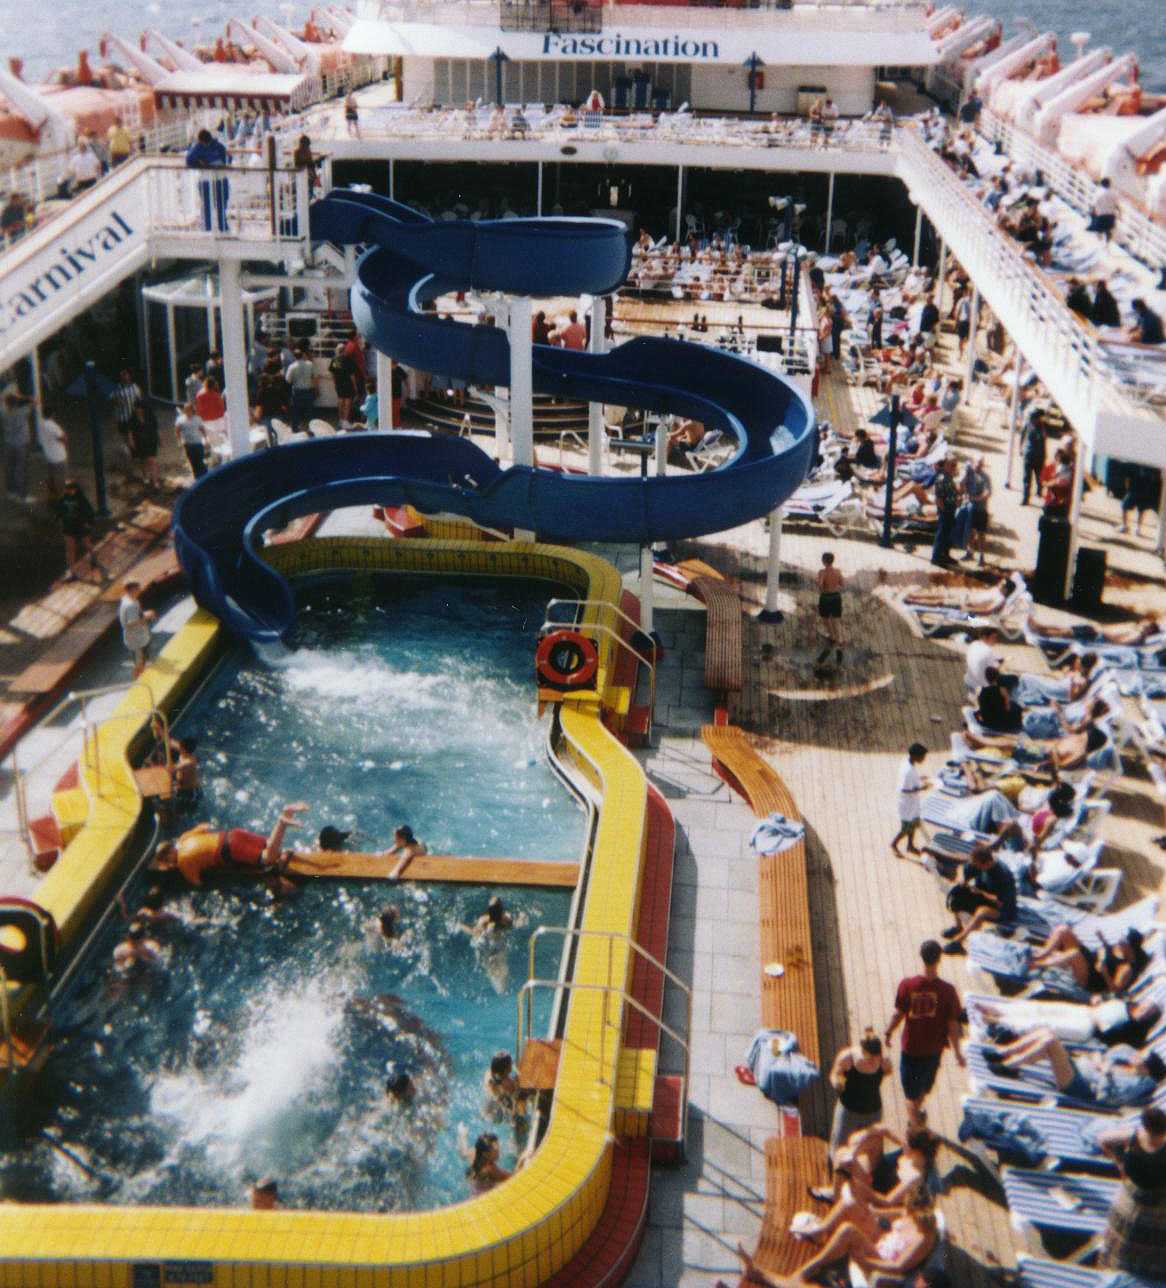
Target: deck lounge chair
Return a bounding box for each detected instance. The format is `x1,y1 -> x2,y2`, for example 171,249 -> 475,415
1017,1254 -> 1163,1288
964,1036 -> 1166,1108
959,1095 -> 1128,1172
1002,1166 -> 1118,1240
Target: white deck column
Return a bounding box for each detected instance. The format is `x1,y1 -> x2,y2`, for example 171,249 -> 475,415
758,507 -> 785,622
218,259 -> 251,459
588,295 -> 606,475
963,286 -> 980,391
936,240 -> 947,310
824,172 -> 835,252
1005,356 -> 1023,488
376,349 -> 394,430
912,205 -> 924,267
1064,447 -> 1087,601
655,416 -> 668,478
639,544 -> 654,635
509,296 -> 534,468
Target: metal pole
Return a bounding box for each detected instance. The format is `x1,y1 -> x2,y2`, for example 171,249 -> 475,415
879,395 -> 901,548
1063,445 -> 1086,602
376,349 -> 394,430
587,295 -> 605,475
639,544 -> 654,635
1005,357 -> 1023,488
758,507 -> 785,622
935,240 -> 947,311
912,205 -> 923,267
654,416 -> 667,478
217,259 -> 252,460
963,286 -> 981,392
508,296 -> 534,469
536,160 -> 543,216
83,361 -> 109,517
823,172 -> 835,253
675,164 -> 683,244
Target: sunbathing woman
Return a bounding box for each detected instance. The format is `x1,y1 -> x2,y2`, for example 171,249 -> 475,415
1027,612 -> 1165,647
984,1028 -> 1165,1108
864,480 -> 936,522
973,994 -> 1162,1049
903,573 -> 1019,612
1030,925 -> 1151,995
736,1185 -> 940,1286
964,704 -> 1112,772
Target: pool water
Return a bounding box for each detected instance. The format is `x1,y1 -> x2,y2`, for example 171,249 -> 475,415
0,576 -> 584,1211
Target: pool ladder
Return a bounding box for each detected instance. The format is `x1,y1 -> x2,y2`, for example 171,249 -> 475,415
516,926 -> 692,1155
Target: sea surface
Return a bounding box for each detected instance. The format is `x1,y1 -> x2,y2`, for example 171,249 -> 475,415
0,0 -> 1163,91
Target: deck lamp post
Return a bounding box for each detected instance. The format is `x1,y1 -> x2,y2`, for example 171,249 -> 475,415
744,52 -> 765,115
489,47 -> 509,108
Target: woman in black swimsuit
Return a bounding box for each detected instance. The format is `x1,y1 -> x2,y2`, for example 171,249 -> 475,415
1031,925 -> 1149,995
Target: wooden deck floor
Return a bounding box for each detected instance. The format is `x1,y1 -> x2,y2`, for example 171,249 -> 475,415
643,337 -> 1166,1287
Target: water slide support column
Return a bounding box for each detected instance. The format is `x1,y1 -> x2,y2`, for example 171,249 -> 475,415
1005,356 -> 1023,488
588,295 -> 606,475
758,507 -> 785,623
963,286 -> 980,393
824,172 -> 835,252
912,205 -> 924,267
675,165 -> 684,243
377,350 -> 395,430
639,544 -> 654,635
218,259 -> 252,460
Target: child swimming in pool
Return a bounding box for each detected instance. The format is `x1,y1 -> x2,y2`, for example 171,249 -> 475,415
385,825 -> 428,880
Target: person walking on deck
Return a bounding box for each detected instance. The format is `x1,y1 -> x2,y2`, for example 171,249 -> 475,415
885,940 -> 964,1123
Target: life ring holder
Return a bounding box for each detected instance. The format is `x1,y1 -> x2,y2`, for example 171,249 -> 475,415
536,629 -> 599,692
0,897 -> 59,986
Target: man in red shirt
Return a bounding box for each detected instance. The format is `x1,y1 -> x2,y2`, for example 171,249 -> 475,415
885,939 -> 964,1121
553,310 -> 587,351
343,330 -> 368,402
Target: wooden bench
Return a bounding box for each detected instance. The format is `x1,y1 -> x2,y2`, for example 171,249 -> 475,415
690,575 -> 743,694
737,1138 -> 831,1285
701,725 -> 789,818
702,726 -> 820,1063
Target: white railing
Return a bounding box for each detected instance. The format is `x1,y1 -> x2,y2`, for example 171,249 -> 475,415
143,159 -> 311,243
897,128 -> 1146,441
366,0 -> 928,27
980,107 -> 1166,272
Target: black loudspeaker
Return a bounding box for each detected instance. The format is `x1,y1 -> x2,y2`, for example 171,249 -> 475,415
1071,547 -> 1107,613
1034,514 -> 1071,606
756,334 -> 784,354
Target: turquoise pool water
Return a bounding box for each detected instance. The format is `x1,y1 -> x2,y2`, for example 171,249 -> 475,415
0,576 -> 584,1211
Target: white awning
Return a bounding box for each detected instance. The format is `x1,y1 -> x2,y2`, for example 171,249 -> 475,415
343,18 -> 941,67
153,70 -> 318,114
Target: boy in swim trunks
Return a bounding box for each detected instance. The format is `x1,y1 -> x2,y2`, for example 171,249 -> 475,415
153,801 -> 309,891
816,551 -> 844,665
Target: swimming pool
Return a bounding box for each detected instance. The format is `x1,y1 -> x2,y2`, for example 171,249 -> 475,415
0,575 -> 583,1212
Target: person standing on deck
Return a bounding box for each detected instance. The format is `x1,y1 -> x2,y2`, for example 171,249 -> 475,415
1020,407 -> 1047,506
185,128 -> 230,233
890,743 -> 930,860
815,551 -> 844,667
885,940 -> 964,1124
109,368 -> 142,472
118,580 -> 155,678
930,458 -> 960,567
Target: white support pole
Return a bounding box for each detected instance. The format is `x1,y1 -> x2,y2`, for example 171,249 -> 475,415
508,295 -> 534,468
1005,356 -> 1023,488
639,543 -> 654,635
376,349 -> 394,430
675,164 -> 683,244
654,416 -> 667,477
936,239 -> 947,311
963,286 -> 980,392
30,345 -> 42,410
1063,445 -> 1087,602
758,507 -> 785,622
823,172 -> 835,252
536,160 -> 543,216
587,295 -> 606,475
218,259 -> 252,460
912,205 -> 924,267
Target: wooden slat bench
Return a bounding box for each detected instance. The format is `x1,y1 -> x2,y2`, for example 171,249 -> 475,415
702,726 -> 820,1063
690,575 -> 743,694
701,725 -> 790,818
737,1138 -> 831,1285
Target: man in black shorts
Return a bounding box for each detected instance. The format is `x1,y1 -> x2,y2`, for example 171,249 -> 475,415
815,551 -> 844,667
885,939 -> 964,1123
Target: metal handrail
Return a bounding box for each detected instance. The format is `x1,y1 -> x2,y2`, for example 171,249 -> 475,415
545,595 -> 643,642
522,925 -> 693,1149
515,976 -> 691,1150
538,617 -> 657,722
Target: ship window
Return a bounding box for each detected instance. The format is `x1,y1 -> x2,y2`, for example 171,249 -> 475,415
450,59 -> 467,104
434,59 -> 451,104
468,60 -> 487,102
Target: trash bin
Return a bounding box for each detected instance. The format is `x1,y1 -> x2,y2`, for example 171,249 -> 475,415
1033,513 -> 1071,606
1071,547 -> 1107,613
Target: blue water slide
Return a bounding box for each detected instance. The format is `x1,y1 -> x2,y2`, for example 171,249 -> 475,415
172,190 -> 816,641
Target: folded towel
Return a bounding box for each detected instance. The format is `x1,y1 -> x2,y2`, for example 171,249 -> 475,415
750,813 -> 806,856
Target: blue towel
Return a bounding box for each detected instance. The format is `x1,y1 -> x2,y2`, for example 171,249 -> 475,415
750,813 -> 806,856
959,1104 -> 1046,1166
1023,709 -> 1063,741
744,1028 -> 820,1106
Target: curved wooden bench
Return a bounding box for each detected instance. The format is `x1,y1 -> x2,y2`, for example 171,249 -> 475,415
702,726 -> 820,1064
736,1138 -> 831,1285
690,574 -> 743,694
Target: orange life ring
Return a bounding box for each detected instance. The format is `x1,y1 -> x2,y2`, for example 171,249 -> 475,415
536,630 -> 599,691
0,897 -> 58,985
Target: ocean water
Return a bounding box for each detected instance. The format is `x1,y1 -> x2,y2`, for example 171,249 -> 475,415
1,0 -> 1163,91
0,575 -> 582,1210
